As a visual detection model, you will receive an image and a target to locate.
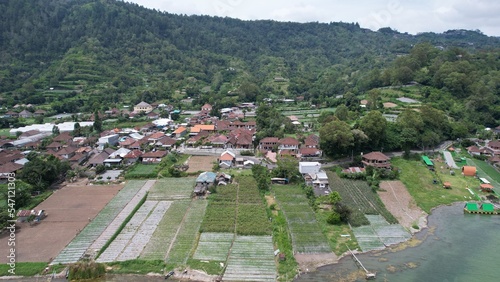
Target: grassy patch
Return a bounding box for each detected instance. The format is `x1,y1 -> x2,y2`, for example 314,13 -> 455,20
468,158 -> 500,184
393,158 -> 473,213
124,163 -> 159,179
272,211 -> 298,281
0,262 -> 48,276
106,259 -> 165,274
186,258 -> 223,275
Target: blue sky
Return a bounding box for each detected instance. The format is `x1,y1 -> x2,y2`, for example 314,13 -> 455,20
128,0 -> 500,36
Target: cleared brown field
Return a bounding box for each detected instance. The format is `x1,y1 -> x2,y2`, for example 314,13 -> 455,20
186,155 -> 217,173
378,181 -> 427,230
0,183 -> 123,263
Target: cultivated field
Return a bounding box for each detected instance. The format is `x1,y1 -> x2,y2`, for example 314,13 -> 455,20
352,215 -> 411,252
273,185 -> 331,254
378,181 -> 427,230
0,183 -> 123,263
327,172 -> 397,226
192,232 -> 233,261
51,180 -> 149,265
223,236 -> 277,282
186,155 -> 217,173
165,199 -> 207,264
148,177 -> 196,200
140,200 -> 191,260
97,200 -> 171,262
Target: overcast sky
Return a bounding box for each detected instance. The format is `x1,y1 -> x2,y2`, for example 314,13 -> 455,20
127,0 -> 500,36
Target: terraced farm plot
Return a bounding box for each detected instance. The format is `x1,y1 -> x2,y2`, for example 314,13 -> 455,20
97,200 -> 169,262
223,236 -> 277,282
352,215 -> 411,252
166,199 -> 207,264
327,172 -> 397,226
117,201 -> 171,261
148,177 -> 196,200
273,185 -> 331,254
50,180 -> 148,265
140,200 -> 191,260
89,180 -> 156,253
192,233 -> 234,261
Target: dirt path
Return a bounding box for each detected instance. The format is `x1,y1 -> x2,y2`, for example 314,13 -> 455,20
378,181 -> 427,232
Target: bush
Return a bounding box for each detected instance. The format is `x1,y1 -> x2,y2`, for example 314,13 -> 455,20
326,211 -> 341,225
240,150 -> 255,156
68,261 -> 105,280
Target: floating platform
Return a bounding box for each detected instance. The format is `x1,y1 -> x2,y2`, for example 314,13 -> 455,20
464,202 -> 499,215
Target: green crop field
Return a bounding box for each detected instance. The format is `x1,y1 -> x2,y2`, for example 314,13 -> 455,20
140,200 -> 191,260
273,184 -> 331,253
124,164 -> 159,179
166,199 -> 207,265
148,177 -> 196,200
327,172 -> 397,226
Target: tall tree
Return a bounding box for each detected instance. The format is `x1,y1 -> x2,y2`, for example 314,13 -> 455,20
319,119 -> 354,156
360,110 -> 387,150
93,110 -> 102,133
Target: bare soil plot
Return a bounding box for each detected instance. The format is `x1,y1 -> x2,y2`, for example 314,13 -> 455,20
0,183 -> 123,263
378,181 -> 427,231
186,156 -> 217,173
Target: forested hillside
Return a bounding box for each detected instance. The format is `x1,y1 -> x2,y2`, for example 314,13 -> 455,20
1,0 -> 499,114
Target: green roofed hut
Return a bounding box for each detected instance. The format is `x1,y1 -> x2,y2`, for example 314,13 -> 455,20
422,156 -> 434,167
482,203 -> 495,212
465,202 -> 479,212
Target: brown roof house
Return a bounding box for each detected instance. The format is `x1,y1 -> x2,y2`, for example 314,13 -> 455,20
123,150 -> 143,165
278,137 -> 300,154
141,150 -> 167,164
259,137 -> 279,152
362,152 -> 391,169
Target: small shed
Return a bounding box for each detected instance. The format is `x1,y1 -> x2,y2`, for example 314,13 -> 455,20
422,156 -> 434,167
462,166 -> 476,177
480,183 -> 494,192
465,202 -> 478,212
481,203 -> 495,212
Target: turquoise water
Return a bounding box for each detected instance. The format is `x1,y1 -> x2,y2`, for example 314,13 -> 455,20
295,203 -> 500,282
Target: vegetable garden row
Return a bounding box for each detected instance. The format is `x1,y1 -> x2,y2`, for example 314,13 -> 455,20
327,172 -> 397,226
273,185 -> 331,254
51,180 -> 150,265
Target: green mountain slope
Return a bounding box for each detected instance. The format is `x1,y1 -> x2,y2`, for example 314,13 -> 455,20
1,0 -> 499,113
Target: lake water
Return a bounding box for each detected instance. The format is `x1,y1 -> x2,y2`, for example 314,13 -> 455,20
295,203 -> 500,282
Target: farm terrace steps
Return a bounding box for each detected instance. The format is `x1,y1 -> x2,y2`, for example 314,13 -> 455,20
89,180 -> 156,253
50,180 -> 150,265
97,200 -> 170,262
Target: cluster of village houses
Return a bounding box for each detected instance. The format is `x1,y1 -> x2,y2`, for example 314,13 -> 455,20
0,101 -> 328,183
